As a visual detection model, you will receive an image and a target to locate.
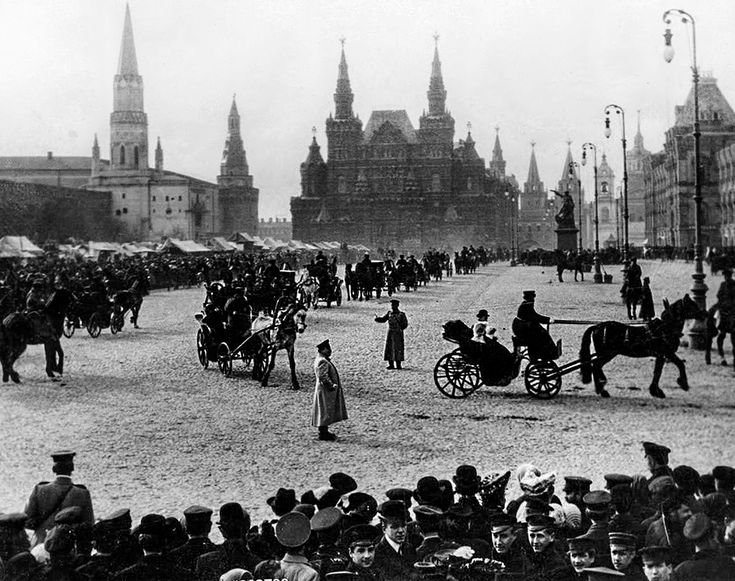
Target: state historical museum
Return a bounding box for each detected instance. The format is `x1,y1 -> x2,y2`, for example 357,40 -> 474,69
291,41 -> 513,253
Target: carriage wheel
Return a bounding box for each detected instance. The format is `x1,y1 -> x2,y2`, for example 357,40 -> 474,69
110,313 -> 124,334
217,343 -> 233,377
196,328 -> 209,368
87,313 -> 102,338
336,288 -> 342,306
433,349 -> 482,399
63,316 -> 75,338
524,360 -> 562,399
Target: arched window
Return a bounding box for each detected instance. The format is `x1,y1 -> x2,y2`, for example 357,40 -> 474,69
120,145 -> 126,166
432,174 -> 441,192
134,146 -> 139,168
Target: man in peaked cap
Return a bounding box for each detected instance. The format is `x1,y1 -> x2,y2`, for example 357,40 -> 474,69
567,535 -> 597,579
374,299 -> 408,370
343,524 -> 382,580
608,532 -> 645,580
309,507 -> 349,580
100,508 -> 142,572
253,512 -> 318,581
24,451 -> 94,547
638,546 -> 673,581
312,339 -> 347,441
195,503 -> 262,581
524,514 -> 572,580
489,513 -> 525,576
0,513 -> 30,561
169,506 -> 217,573
115,514 -> 196,581
372,501 -> 416,581
673,512 -> 735,580
642,443 -> 674,484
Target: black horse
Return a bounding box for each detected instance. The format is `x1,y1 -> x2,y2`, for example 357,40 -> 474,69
111,280 -> 143,329
705,305 -> 735,370
251,301 -> 308,389
0,311 -> 63,383
579,294 -> 703,398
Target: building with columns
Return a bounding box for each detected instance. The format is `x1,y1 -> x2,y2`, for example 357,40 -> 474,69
291,40 -> 518,252
84,5 -> 258,241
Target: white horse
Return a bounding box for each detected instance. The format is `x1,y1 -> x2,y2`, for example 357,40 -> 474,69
251,302 -> 308,389
297,275 -> 319,309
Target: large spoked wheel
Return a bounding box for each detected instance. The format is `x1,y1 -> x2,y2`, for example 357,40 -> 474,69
87,313 -> 102,338
524,359 -> 562,399
217,342 -> 233,377
433,349 -> 483,399
63,316 -> 76,338
196,328 -> 209,368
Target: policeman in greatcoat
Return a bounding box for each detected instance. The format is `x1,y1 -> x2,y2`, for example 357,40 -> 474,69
374,299 -> 408,369
24,451 -> 94,547
312,340 -> 347,441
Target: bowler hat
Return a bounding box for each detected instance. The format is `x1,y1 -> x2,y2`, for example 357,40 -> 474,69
377,500 -> 407,524
673,465 -> 701,493
217,502 -> 248,525
267,488 -> 297,516
385,487 -> 413,509
453,465 -> 481,495
275,511 -> 311,548
414,476 -> 442,507
138,514 -> 166,537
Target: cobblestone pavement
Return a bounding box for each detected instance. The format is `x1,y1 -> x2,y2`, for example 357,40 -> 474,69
1,260 -> 733,528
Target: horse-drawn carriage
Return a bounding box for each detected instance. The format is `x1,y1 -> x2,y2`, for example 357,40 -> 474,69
351,260 -> 385,300
314,274 -> 343,308
63,294 -> 119,338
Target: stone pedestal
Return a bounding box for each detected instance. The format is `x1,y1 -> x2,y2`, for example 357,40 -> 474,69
556,227 -> 578,252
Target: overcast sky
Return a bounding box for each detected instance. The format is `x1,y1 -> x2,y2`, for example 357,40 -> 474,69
2,0 -> 734,219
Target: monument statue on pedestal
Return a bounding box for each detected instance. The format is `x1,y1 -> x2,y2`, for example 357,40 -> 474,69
551,189 -> 578,251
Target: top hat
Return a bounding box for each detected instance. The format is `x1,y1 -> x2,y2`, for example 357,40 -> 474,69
522,290 -> 536,300
476,309 -> 489,319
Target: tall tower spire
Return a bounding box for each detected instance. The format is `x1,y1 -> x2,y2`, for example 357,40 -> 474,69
633,109 -> 645,150
219,95 -> 250,180
111,3 -> 148,170
427,33 -> 447,116
524,142 -> 544,193
155,137 -> 163,172
91,134 -> 100,175
489,126 -> 506,178
334,38 -> 354,120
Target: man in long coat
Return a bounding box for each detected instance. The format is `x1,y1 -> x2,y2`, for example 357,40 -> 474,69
312,340 -> 347,441
374,299 -> 408,369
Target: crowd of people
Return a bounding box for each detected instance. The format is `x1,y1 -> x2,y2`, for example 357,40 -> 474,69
1,445 -> 734,580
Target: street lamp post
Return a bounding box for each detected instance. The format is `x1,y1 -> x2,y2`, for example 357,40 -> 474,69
568,161 -> 583,253
505,191 -> 517,266
582,143 -> 603,282
604,105 -> 629,277
663,8 -> 708,349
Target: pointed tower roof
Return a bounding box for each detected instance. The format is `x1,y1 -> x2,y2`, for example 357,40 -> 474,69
337,43 -> 351,92
676,74 -> 735,127
117,4 -> 139,76
492,127 -> 504,163
526,142 -> 541,185
561,141 -> 577,182
427,34 -> 447,117
334,39 -> 355,120
93,134 -> 99,149
219,96 -> 249,177
304,134 -> 325,165
229,95 -> 239,118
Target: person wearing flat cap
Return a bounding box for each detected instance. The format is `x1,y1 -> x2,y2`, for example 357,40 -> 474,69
672,512 -> 735,580
169,505 -> 217,573
489,513 -> 525,576
195,502 -> 262,581
642,442 -> 674,485
0,513 -> 30,562
374,299 -> 408,370
638,546 -> 674,581
114,514 -> 195,581
608,532 -> 645,580
312,339 -> 347,441
512,290 -> 560,361
523,514 -> 571,581
343,524 -> 382,581
372,500 -> 417,581
309,507 -> 350,580
253,512 -> 318,581
24,451 -> 94,547
567,535 -> 597,579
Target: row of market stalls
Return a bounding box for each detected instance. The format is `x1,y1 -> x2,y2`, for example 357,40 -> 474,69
0,234 -> 372,259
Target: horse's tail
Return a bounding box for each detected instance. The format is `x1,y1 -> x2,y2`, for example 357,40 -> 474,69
580,325 -> 595,384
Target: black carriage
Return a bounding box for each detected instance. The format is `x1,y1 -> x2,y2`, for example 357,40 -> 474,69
314,275 -> 343,308
63,296 -> 119,338
433,320 -> 563,399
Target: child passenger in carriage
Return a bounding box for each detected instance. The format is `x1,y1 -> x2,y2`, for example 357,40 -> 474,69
472,309 -> 497,344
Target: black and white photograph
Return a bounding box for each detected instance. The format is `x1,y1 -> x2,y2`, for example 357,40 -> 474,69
1,1 -> 735,579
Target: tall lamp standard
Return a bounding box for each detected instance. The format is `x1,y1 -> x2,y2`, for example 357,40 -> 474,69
604,105 -> 629,277
663,8 -> 707,349
568,161 -> 583,253
582,143 -> 603,282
